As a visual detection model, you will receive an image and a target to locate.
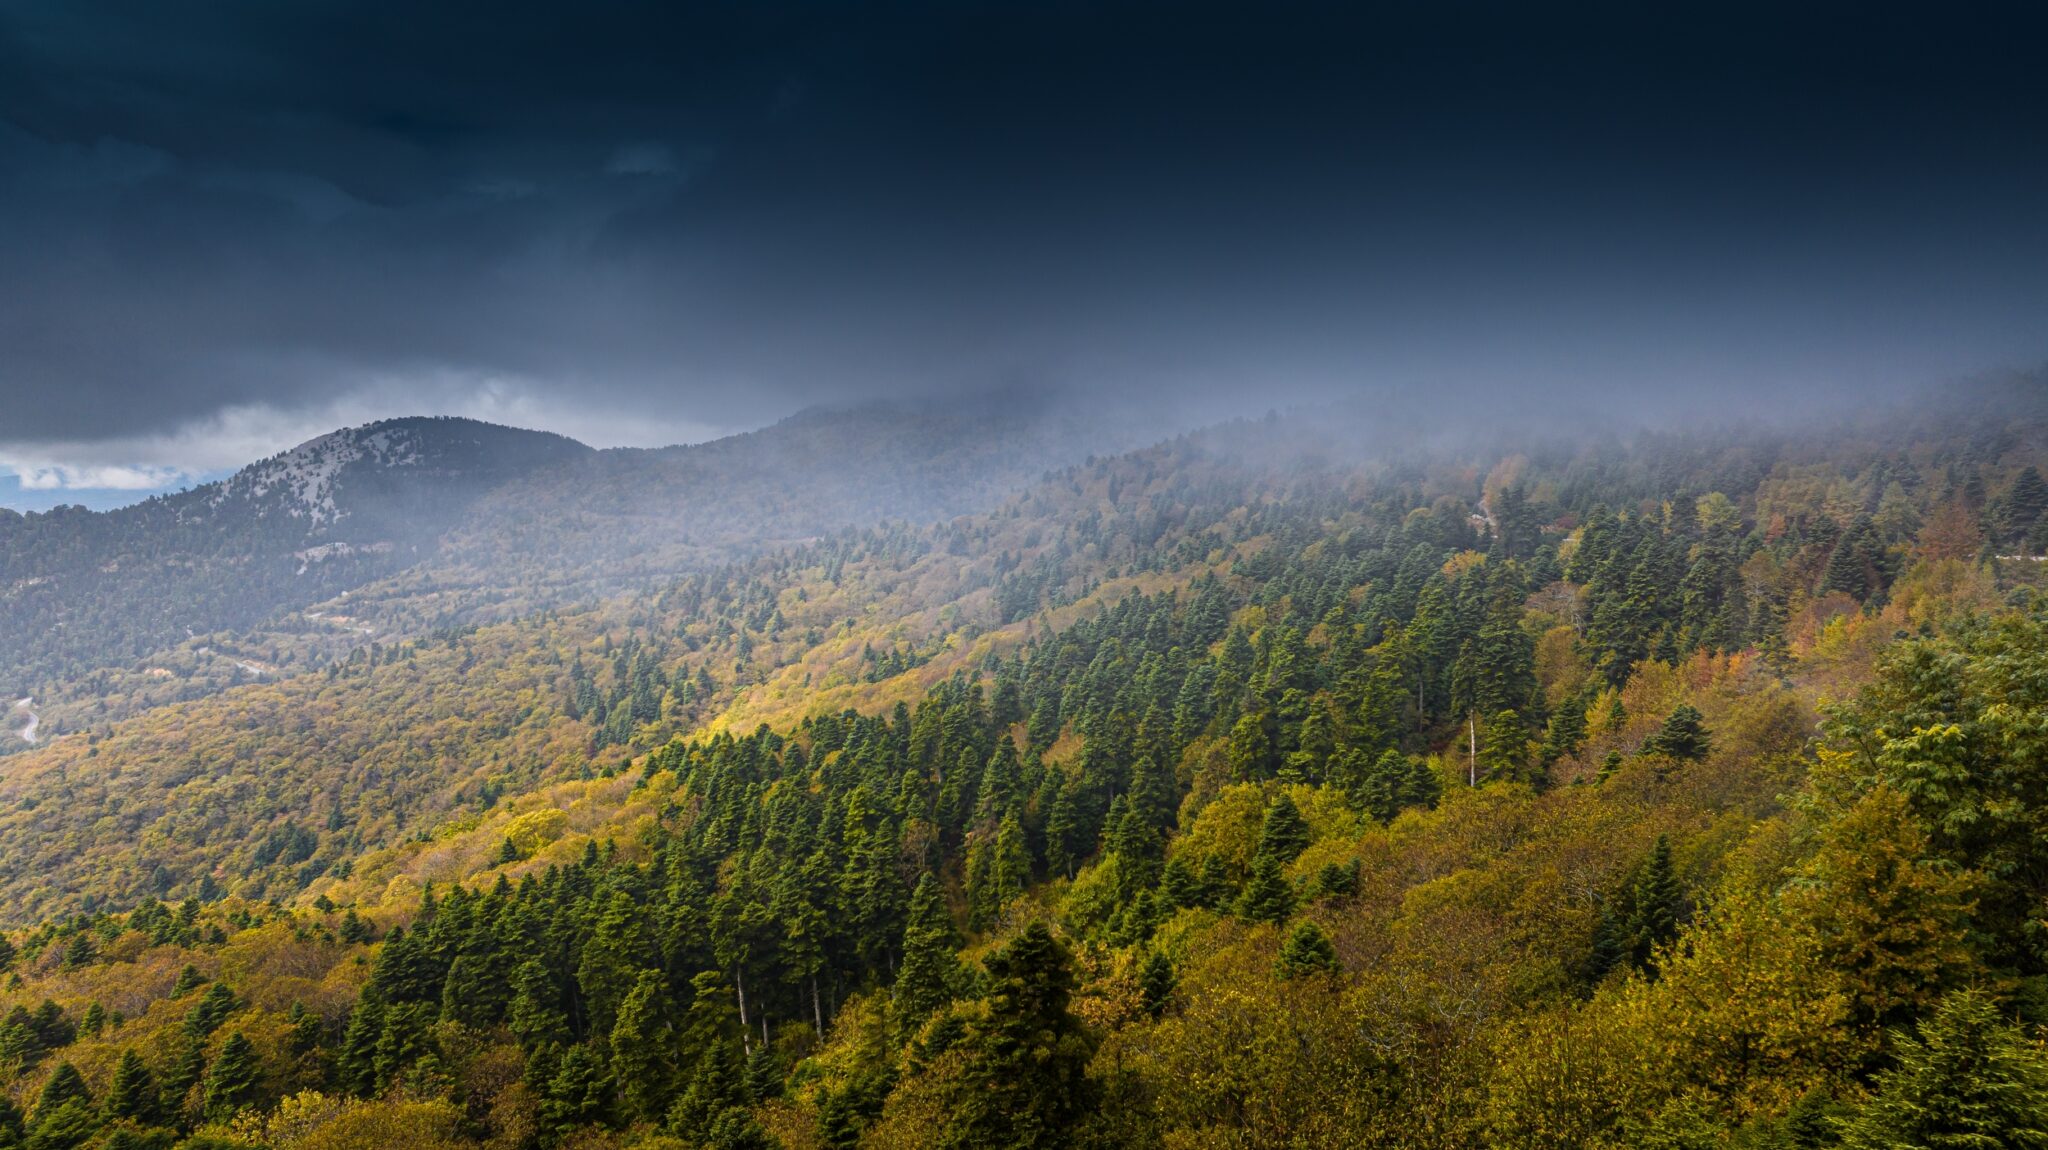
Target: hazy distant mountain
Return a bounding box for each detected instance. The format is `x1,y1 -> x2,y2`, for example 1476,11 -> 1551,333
0,397 -> 1158,725
0,417 -> 592,696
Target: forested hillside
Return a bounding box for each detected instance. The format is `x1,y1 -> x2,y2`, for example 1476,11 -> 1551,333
2,394 -> 2048,1149
0,397 -> 1156,749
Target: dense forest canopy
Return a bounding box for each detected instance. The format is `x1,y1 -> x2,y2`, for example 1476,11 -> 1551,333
0,391 -> 2047,1149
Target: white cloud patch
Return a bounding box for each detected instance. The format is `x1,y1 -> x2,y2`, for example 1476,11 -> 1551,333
13,463 -> 191,491
0,372 -> 736,497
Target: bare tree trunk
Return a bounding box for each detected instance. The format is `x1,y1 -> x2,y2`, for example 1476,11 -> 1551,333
812,973 -> 825,1040
735,964 -> 752,1055
1469,712 -> 1478,787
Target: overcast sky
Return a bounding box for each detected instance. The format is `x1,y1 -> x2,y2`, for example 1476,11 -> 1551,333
3,1 -> 2046,507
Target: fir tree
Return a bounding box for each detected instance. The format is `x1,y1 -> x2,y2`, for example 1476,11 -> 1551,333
610,970 -> 675,1125
1641,704 -> 1712,762
507,960 -> 569,1050
34,1061 -> 89,1117
170,965 -> 207,998
577,889 -> 653,1040
1255,793 -> 1311,864
939,923 -> 1097,1150
1589,836 -> 1684,980
26,1098 -> 95,1150
202,1032 -> 260,1121
103,1049 -> 159,1125
334,1001 -> 384,1097
1227,711 -> 1275,781
181,982 -> 236,1040
1275,921 -> 1341,979
745,1043 -> 784,1104
159,1039 -> 207,1119
1235,855 -> 1296,925
1479,709 -> 1528,783
896,874 -> 964,1023
1839,990 -> 2048,1150
540,1044 -> 614,1133
1139,951 -> 1176,1019
1400,754 -> 1442,811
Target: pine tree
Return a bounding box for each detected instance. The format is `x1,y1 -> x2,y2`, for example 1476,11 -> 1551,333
507,960 -> 568,1050
337,909 -> 373,944
1479,709 -> 1528,783
1106,798 -> 1163,900
1839,990 -> 2048,1150
939,923 -> 1098,1150
203,1032 -> 260,1121
1275,921 -> 1341,979
2000,465 -> 2048,544
541,1044 -> 614,1133
1235,855 -> 1295,925
159,1038 -> 208,1118
170,965 -> 207,998
334,1000 -> 384,1097
1255,793 -> 1311,864
103,1049 -> 159,1125
182,982 -> 236,1040
1400,754 -> 1442,812
1590,836 -> 1684,981
610,970 -> 675,1125
706,1107 -> 780,1150
26,1098 -> 95,1149
669,1033 -> 749,1143
745,1043 -> 784,1104
35,1061 -> 89,1117
577,889 -> 653,1040
896,874 -> 964,1023
1539,698 -> 1587,767
1044,785 -> 1081,880
1227,711 -> 1275,782
1641,704 -> 1712,762
1139,951 -> 1176,1019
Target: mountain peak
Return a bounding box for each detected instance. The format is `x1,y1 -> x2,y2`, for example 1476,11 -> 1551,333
213,416 -> 590,526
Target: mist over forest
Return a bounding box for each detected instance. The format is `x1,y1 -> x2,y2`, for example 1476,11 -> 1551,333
5,1 -> 2048,1148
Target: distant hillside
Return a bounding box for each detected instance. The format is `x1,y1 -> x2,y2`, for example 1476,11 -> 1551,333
0,417 -> 591,700
0,397 -> 1159,741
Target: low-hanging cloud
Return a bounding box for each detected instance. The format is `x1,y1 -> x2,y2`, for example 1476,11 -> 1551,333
0,372 -> 732,493
1,0 -> 2046,502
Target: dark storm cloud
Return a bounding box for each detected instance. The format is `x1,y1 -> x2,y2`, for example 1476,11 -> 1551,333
1,0 -> 2046,474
